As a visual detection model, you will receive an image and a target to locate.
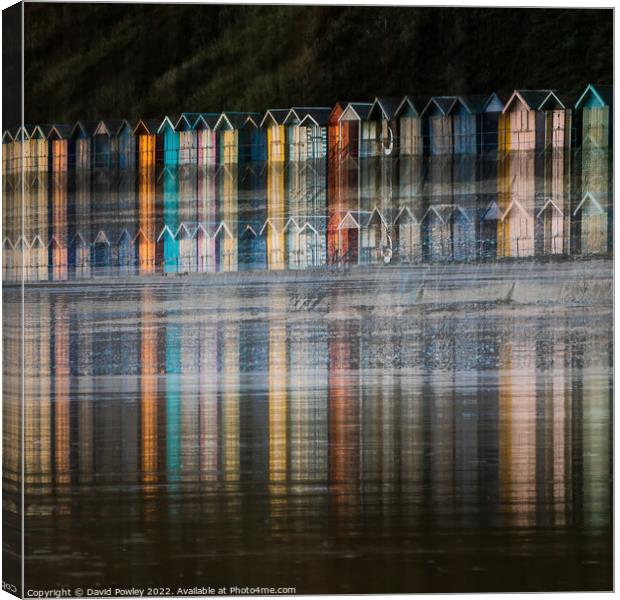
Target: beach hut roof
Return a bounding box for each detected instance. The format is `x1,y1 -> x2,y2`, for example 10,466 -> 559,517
573,191 -> 605,216
46,124 -> 72,140
327,102 -> 347,125
132,119 -> 159,135
115,119 -> 134,136
215,112 -> 260,131
394,95 -> 430,118
284,107 -> 331,125
502,90 -> 555,113
368,97 -> 401,121
296,108 -> 332,127
174,114 -> 194,132
193,113 -> 220,130
157,115 -> 179,134
575,83 -> 613,109
449,94 -> 493,115
421,96 -> 457,117
28,125 -> 47,139
260,109 -> 290,127
538,91 -> 579,110
71,120 -> 98,139
339,102 -> 373,122
2,130 -> 13,142
93,119 -> 127,136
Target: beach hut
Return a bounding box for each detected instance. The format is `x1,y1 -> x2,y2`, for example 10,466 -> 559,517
214,113 -> 261,165
28,125 -> 48,173
69,232 -> 90,279
2,130 -> 13,175
572,191 -> 608,255
11,126 -> 29,174
361,207 -> 389,264
174,114 -> 197,165
394,96 -> 427,156
193,113 -> 219,166
296,109 -> 330,161
132,119 -> 159,169
92,120 -> 124,169
327,102 -> 346,162
421,97 -> 457,155
115,120 -> 135,170
158,116 -> 180,167
574,83 -> 613,150
47,125 -> 72,172
449,94 -> 504,155
336,210 -> 361,264
261,109 -> 289,163
366,97 -> 401,157
70,121 -> 96,169
499,90 -> 553,152
538,91 -> 578,151
339,102 -> 373,159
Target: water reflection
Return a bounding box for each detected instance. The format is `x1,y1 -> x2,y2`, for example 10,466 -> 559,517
6,281 -> 611,592
3,147 -> 612,281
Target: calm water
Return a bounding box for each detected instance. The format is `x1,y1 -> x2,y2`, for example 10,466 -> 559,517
3,269 -> 612,594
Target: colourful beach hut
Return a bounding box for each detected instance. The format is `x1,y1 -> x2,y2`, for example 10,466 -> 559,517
2,130 -> 13,175
28,125 -> 48,173
449,94 -> 504,155
296,108 -> 330,161
70,121 -> 96,169
115,120 -> 135,170
393,96 -> 427,156
92,120 -> 124,169
214,112 -> 261,165
421,96 -> 457,155
261,109 -> 289,163
193,113 -> 219,166
158,116 -> 180,167
174,114 -> 197,165
499,90 -> 554,152
338,102 -> 373,159
538,91 -> 577,151
327,102 -> 346,162
47,124 -> 72,172
132,119 -> 159,169
574,83 -> 613,149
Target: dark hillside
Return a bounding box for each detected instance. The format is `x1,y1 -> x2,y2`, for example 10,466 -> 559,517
16,4 -> 613,125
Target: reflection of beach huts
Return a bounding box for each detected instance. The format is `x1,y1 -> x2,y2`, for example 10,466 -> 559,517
260,218 -> 284,270
69,232 -> 90,279
339,102 -> 373,159
394,96 -> 427,156
361,207 -> 389,264
238,224 -> 266,271
366,97 -> 401,157
422,204 -> 475,261
575,83 -> 613,149
572,192 -> 608,255
336,210 -> 360,264
498,197 -> 535,258
393,206 -> 422,262
133,119 -> 159,169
